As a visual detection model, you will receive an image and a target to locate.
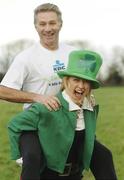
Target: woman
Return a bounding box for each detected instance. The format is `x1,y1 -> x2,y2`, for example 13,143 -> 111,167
8,50 -> 117,180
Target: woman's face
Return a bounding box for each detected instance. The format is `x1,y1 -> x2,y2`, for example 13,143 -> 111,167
64,77 -> 91,106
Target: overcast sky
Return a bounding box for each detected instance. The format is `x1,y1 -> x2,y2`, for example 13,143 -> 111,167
0,0 -> 124,48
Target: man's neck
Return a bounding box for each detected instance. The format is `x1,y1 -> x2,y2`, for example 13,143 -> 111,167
40,40 -> 59,50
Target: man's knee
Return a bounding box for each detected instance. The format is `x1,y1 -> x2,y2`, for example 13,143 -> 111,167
93,140 -> 113,162
103,146 -> 113,159
23,151 -> 41,165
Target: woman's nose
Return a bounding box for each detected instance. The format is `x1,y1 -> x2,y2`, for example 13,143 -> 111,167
78,80 -> 84,88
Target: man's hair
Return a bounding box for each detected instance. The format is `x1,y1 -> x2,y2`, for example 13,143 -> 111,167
34,3 -> 62,25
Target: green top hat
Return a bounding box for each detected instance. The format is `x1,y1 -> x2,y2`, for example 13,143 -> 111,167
57,50 -> 102,89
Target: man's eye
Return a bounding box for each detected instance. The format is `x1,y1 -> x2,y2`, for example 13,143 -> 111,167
50,22 -> 56,25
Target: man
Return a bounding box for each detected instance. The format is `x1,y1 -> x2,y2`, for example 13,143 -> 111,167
0,3 -> 75,110
0,3 -> 117,180
0,2 -> 77,178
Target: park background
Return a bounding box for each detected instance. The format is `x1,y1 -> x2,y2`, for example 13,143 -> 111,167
0,0 -> 124,179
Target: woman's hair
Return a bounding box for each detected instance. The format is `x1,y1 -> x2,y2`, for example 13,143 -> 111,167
60,77 -> 69,91
34,3 -> 63,25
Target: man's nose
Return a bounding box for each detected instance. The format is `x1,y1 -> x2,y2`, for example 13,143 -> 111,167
45,24 -> 51,31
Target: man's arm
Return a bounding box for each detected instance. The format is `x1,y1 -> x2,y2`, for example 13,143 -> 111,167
0,85 -> 40,103
0,85 -> 60,110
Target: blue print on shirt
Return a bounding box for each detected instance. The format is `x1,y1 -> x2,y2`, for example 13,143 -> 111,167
53,60 -> 65,73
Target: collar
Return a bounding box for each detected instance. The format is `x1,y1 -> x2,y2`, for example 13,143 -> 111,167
62,90 -> 93,112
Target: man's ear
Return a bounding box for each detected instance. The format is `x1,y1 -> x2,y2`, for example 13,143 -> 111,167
34,24 -> 37,30
34,24 -> 38,33
60,21 -> 63,29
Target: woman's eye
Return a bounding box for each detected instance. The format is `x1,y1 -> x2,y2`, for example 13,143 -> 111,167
73,78 -> 79,82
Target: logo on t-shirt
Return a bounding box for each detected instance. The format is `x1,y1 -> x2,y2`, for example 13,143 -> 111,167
53,60 -> 65,72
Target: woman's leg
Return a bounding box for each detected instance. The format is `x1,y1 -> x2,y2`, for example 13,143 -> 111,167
90,140 -> 117,180
20,131 -> 44,180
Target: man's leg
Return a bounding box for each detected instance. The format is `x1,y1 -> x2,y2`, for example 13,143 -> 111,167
90,140 -> 117,180
20,131 -> 43,180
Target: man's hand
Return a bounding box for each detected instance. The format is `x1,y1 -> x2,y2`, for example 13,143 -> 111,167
34,95 -> 61,111
87,93 -> 96,107
90,94 -> 96,107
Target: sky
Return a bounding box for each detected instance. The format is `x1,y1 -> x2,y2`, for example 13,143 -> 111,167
0,0 -> 124,49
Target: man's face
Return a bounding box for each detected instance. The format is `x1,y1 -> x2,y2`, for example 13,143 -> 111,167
65,77 -> 91,106
35,11 -> 62,49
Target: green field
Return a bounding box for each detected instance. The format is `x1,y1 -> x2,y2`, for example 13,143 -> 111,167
0,87 -> 124,180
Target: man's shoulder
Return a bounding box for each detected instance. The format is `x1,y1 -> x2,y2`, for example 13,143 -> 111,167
16,42 -> 39,57
13,42 -> 40,63
59,42 -> 76,51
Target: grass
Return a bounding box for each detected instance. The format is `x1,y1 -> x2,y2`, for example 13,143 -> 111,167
0,87 -> 124,180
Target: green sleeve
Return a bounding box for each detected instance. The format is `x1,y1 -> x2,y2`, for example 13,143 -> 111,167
8,103 -> 41,132
7,103 -> 42,160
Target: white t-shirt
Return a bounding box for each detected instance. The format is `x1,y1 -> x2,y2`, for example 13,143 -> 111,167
1,42 -> 76,109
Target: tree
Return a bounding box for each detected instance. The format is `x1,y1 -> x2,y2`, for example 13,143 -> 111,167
104,62 -> 124,86
0,39 -> 34,75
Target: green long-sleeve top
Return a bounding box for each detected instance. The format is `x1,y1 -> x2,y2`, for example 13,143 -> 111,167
8,92 -> 99,173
